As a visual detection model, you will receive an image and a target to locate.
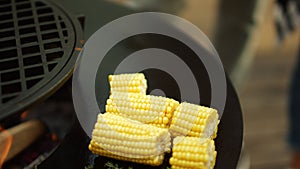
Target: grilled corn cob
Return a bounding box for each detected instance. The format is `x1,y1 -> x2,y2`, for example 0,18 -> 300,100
169,102 -> 219,139
170,137 -> 217,169
106,92 -> 179,128
89,113 -> 171,166
108,73 -> 147,94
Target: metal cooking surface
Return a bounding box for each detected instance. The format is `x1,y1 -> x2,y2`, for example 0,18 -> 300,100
0,0 -> 82,118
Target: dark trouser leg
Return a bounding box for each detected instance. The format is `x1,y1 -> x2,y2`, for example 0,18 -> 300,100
289,50 -> 300,151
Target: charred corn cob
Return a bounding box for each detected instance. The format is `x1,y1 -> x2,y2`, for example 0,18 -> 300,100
169,102 -> 219,139
170,137 -> 217,169
106,92 -> 179,128
108,73 -> 147,94
89,113 -> 171,166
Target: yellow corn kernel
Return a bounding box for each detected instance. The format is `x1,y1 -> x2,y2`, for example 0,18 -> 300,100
170,137 -> 216,169
89,143 -> 165,166
108,73 -> 147,94
106,92 -> 179,128
89,113 -> 171,166
169,102 -> 219,139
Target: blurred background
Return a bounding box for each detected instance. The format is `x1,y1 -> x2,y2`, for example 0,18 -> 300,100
0,0 -> 299,168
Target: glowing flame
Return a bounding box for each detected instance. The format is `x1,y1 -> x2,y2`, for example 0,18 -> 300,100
0,126 -> 13,169
51,133 -> 58,141
20,111 -> 28,120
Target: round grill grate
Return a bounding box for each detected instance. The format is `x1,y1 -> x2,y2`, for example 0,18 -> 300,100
0,0 -> 83,118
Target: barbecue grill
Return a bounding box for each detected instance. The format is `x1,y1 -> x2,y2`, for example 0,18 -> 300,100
0,1 -> 243,169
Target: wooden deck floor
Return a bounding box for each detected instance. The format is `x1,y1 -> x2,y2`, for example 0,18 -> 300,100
239,11 -> 300,169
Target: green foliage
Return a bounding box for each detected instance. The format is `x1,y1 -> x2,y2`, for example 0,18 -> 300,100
105,161 -> 123,169
85,164 -> 94,169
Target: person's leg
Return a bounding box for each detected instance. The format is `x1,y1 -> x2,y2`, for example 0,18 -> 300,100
289,51 -> 300,168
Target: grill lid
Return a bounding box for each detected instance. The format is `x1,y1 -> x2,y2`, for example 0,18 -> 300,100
0,0 -> 83,119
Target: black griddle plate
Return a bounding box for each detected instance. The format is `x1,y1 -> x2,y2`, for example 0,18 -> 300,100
38,75 -> 243,169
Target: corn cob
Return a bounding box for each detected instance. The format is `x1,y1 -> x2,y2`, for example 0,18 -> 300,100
169,102 -> 219,139
170,137 -> 217,169
108,73 -> 147,94
89,113 -> 171,166
106,92 -> 179,128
